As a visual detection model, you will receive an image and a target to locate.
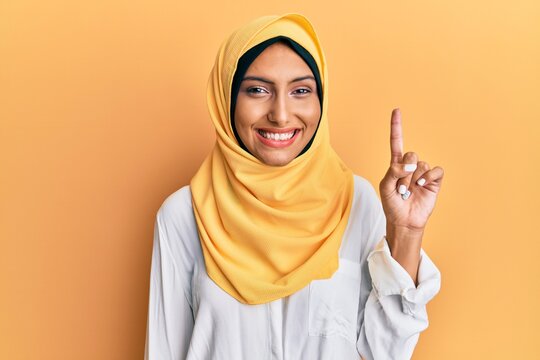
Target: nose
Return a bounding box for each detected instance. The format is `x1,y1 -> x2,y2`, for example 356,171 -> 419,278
267,92 -> 289,125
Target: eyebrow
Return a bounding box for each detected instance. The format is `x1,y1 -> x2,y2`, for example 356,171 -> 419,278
241,75 -> 316,84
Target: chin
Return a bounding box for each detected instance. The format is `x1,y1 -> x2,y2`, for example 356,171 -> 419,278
257,151 -> 297,167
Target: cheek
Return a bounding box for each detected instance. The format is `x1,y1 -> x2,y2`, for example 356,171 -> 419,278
234,100 -> 264,133
300,101 -> 321,128
234,104 -> 252,137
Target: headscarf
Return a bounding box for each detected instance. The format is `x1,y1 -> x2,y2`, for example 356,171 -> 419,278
190,13 -> 354,305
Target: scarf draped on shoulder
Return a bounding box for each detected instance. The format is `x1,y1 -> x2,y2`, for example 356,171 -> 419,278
190,13 -> 354,305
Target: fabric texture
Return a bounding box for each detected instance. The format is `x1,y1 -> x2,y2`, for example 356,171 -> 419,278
190,13 -> 354,305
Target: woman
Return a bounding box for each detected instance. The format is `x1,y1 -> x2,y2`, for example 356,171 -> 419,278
145,13 -> 444,360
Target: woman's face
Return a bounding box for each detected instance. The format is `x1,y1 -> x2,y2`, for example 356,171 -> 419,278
234,42 -> 321,166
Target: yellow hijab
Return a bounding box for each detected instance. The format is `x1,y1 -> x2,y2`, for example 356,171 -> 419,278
190,13 -> 354,305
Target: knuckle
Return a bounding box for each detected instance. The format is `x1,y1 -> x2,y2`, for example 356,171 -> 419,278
403,151 -> 416,159
407,151 -> 419,159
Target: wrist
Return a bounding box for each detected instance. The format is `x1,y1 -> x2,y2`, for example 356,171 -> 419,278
386,224 -> 424,251
385,224 -> 424,286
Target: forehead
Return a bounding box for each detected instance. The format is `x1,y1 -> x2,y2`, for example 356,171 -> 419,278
244,42 -> 312,75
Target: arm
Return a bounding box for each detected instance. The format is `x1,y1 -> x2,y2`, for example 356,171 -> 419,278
386,224 -> 423,286
356,203 -> 441,360
144,212 -> 194,360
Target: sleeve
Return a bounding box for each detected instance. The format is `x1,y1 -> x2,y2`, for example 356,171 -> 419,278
144,211 -> 194,360
356,200 -> 442,360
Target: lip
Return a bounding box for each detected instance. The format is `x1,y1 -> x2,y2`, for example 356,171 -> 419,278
255,128 -> 301,148
256,127 -> 299,134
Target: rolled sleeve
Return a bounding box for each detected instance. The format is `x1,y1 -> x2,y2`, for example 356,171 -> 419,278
357,235 -> 441,359
367,235 -> 441,316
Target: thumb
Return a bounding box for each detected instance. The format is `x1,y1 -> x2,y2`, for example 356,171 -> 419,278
380,163 -> 417,195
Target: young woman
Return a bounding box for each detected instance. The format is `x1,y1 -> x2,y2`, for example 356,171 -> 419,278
145,13 -> 444,360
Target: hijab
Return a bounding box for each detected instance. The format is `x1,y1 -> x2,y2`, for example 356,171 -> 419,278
190,13 -> 354,305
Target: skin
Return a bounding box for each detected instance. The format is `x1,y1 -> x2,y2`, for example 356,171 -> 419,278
234,43 -> 445,286
234,42 -> 321,166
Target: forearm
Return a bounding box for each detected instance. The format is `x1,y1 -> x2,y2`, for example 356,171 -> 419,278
385,225 -> 423,286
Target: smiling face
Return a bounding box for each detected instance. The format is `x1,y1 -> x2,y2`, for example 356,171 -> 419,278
233,42 -> 321,166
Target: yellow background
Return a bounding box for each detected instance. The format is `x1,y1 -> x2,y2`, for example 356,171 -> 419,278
1,0 -> 539,358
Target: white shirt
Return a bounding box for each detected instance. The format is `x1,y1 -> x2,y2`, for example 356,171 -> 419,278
144,175 -> 441,360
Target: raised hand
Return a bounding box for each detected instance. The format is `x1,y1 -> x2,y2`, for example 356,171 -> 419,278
379,108 -> 445,283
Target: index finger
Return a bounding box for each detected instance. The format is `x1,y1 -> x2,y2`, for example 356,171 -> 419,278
390,108 -> 403,164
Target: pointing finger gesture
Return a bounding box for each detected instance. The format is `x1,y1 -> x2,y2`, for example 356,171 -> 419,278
379,108 -> 445,232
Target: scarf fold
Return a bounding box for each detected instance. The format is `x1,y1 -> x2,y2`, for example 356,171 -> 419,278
190,13 -> 354,305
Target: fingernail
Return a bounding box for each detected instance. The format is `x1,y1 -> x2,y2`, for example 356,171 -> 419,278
398,184 -> 407,194
417,178 -> 426,186
404,163 -> 417,172
402,190 -> 411,200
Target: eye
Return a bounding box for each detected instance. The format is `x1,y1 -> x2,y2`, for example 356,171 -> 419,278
246,86 -> 268,95
293,88 -> 311,95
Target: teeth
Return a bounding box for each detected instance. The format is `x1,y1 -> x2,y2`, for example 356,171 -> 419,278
258,130 -> 296,141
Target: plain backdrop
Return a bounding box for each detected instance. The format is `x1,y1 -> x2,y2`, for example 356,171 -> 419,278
1,0 -> 539,359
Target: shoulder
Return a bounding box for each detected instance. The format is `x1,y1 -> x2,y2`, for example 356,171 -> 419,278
155,185 -> 200,259
352,174 -> 377,195
339,175 -> 385,260
157,185 -> 194,224
153,185 -> 199,295
352,174 -> 383,213
347,174 -> 385,240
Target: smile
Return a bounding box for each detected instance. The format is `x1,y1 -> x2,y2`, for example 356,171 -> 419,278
255,128 -> 301,148
257,129 -> 296,140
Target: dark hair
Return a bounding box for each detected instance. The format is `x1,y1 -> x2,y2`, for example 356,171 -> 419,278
230,36 -> 323,157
